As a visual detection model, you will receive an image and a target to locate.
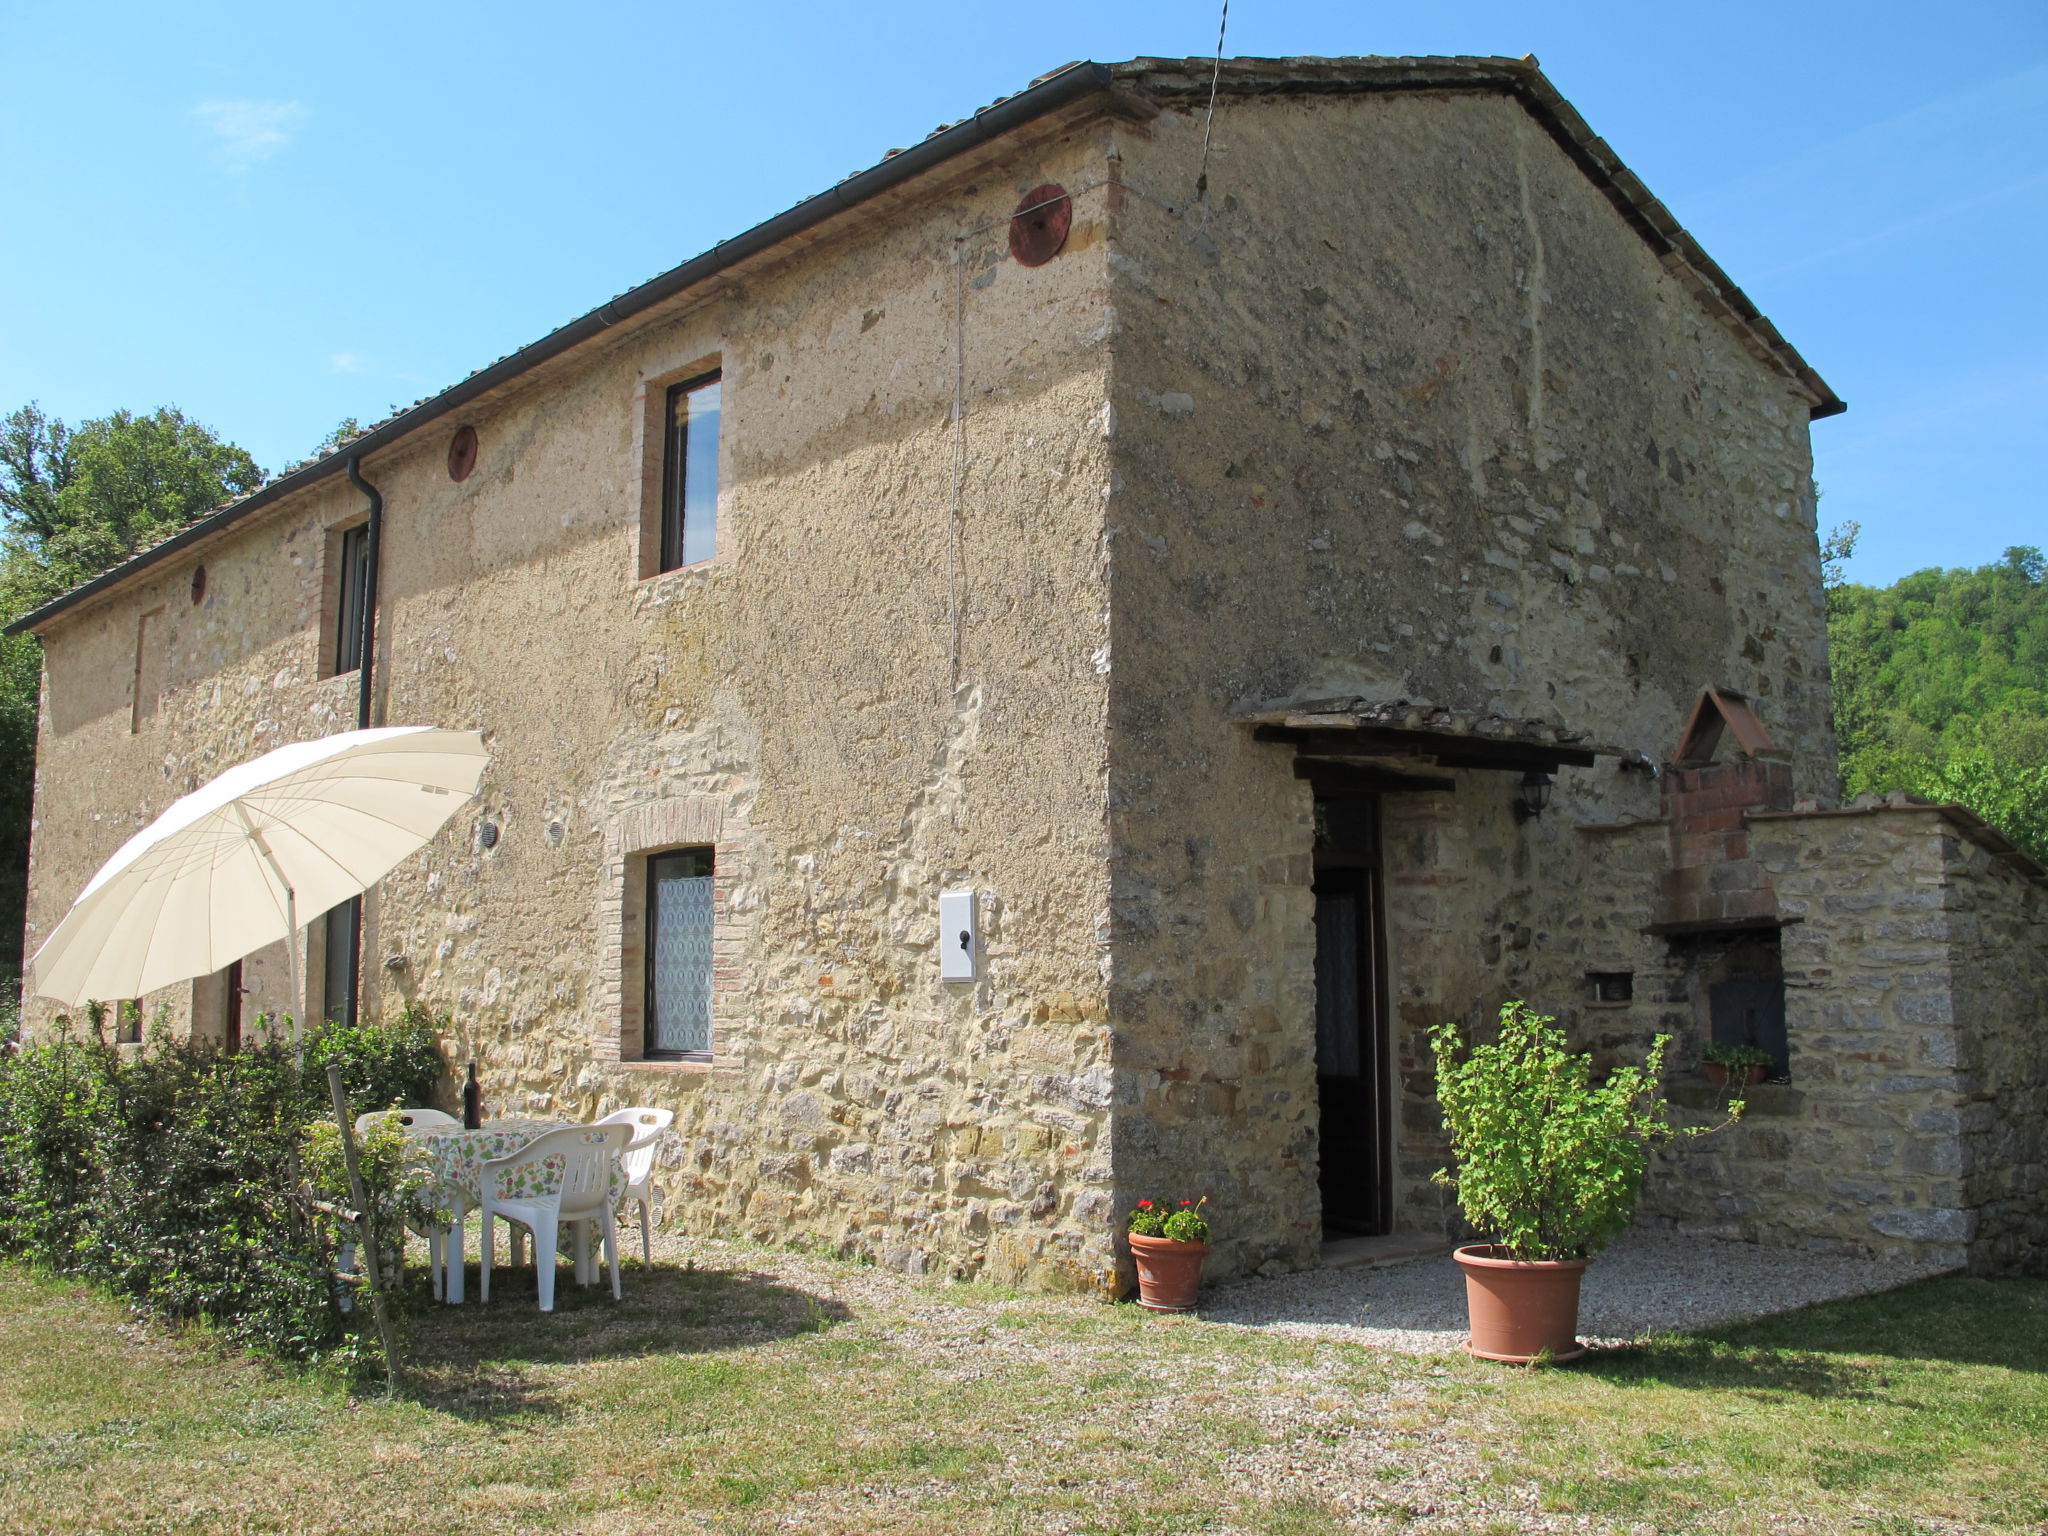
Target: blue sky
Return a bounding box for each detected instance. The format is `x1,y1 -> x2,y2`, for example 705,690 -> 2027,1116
1,1 -> 2040,587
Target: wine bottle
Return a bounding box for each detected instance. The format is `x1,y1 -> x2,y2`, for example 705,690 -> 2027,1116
462,1061 -> 483,1129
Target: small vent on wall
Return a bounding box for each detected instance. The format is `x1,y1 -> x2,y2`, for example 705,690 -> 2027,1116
1008,183 -> 1071,267
1587,971 -> 1634,1004
447,424 -> 480,482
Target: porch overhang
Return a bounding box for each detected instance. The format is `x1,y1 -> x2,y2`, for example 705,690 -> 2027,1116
1241,698 -> 1613,777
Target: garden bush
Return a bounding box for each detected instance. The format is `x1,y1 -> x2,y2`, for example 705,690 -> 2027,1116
1429,1001 -> 1736,1261
0,1001 -> 445,1364
306,1004 -> 444,1115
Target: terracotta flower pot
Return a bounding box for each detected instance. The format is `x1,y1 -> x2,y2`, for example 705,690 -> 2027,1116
1128,1233 -> 1209,1311
1703,1061 -> 1768,1086
1454,1244 -> 1590,1363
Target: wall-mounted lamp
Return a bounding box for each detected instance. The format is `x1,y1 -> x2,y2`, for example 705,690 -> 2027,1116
1512,770 -> 1554,823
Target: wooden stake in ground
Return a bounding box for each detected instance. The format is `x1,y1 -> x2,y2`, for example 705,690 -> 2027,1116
323,1064 -> 403,1394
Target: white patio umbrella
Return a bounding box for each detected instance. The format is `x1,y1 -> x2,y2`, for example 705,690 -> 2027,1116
27,726 -> 488,1047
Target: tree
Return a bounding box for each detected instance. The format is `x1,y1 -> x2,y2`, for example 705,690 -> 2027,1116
311,417 -> 364,459
0,404 -> 264,982
1,405 -> 262,608
1819,519 -> 1860,594
1828,545 -> 2048,863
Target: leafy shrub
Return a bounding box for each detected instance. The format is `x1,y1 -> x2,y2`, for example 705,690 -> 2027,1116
0,1016 -> 113,1262
0,1008 -> 443,1365
303,1110 -> 445,1282
306,1002 -> 446,1115
1429,1002 -> 1736,1262
1701,1040 -> 1773,1071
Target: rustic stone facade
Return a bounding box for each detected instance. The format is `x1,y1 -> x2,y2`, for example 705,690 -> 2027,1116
1097,75 -> 1838,1278
16,58 -> 2042,1291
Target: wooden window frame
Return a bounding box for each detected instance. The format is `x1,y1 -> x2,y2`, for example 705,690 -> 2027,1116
329,522 -> 371,678
224,958 -> 244,1051
109,1000 -> 142,1045
656,370 -> 722,575
321,895 -> 361,1027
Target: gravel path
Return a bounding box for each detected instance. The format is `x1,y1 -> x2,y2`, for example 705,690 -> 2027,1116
1200,1228 -> 1956,1354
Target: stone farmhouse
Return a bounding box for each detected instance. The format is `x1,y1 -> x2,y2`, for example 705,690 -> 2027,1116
14,56 -> 2044,1290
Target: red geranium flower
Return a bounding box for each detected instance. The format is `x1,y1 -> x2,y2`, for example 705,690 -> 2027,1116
1137,1200 -> 1152,1208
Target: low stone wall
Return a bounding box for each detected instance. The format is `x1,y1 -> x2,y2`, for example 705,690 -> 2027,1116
1624,806 -> 2048,1274
1945,827 -> 2048,1274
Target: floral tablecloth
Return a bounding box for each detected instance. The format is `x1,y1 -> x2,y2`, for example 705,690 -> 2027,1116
418,1119 -> 627,1211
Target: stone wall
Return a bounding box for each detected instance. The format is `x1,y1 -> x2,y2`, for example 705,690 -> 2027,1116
1944,822 -> 2048,1274
1100,85 -> 1834,1275
25,119 -> 1132,1292
1607,806 -> 2047,1274
22,77 -> 1905,1298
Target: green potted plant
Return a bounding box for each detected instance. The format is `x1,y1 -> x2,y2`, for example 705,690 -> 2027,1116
1126,1197 -> 1210,1311
1430,1002 -> 1739,1363
1701,1039 -> 1772,1087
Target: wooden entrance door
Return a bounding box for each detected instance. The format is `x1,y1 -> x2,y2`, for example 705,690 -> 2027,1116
1312,797 -> 1392,1236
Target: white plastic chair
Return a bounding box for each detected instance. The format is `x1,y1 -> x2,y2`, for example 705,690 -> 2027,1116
478,1123 -> 633,1310
349,1107 -> 462,1300
598,1106 -> 675,1266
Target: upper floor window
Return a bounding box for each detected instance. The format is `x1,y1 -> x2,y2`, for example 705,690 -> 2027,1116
659,372 -> 721,572
333,523 -> 371,675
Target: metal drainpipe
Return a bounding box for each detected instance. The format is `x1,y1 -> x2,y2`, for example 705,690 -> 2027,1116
341,453 -> 384,1030
344,455 -> 383,731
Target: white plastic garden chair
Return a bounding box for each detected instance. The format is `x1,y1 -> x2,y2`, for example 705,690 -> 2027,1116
597,1106 -> 674,1266
477,1122 -> 633,1311
349,1107 -> 462,1301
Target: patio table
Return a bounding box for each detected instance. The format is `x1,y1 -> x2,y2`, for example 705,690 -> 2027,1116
420,1119 -> 628,1303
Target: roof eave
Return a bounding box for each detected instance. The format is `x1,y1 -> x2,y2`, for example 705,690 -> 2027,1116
14,53 -> 1844,635
6,60 -> 1118,637
1111,54 -> 1843,421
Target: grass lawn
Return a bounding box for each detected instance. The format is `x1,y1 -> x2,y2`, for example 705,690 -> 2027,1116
0,1240 -> 2041,1535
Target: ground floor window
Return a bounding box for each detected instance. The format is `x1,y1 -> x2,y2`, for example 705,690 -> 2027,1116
644,848 -> 714,1058
222,959 -> 244,1050
1673,927 -> 1789,1082
322,896 -> 361,1026
109,999 -> 141,1044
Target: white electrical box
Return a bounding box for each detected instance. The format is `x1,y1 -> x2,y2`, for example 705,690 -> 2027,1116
939,888 -> 979,981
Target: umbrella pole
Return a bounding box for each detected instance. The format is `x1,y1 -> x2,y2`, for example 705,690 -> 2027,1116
233,805 -> 303,1059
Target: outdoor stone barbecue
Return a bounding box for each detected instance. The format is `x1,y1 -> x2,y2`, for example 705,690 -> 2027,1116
12,56 -> 2043,1292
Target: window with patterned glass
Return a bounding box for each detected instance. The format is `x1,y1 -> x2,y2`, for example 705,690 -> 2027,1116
644,848 -> 714,1058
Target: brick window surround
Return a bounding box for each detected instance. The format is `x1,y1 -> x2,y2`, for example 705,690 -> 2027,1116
594,796 -> 744,1068
634,354 -> 723,581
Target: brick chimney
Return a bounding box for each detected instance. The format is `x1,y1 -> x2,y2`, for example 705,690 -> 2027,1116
1654,688 -> 1792,932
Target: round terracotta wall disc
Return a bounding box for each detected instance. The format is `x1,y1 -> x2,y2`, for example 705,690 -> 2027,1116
447,424 -> 479,482
1008,183 -> 1071,267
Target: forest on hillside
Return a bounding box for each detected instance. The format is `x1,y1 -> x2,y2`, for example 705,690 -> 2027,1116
1828,539 -> 2048,862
